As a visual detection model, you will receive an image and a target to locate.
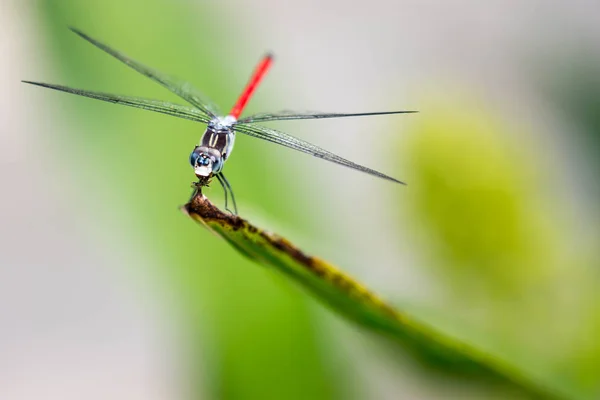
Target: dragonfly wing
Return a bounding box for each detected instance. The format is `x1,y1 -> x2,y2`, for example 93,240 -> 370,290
23,81 -> 211,124
70,27 -> 220,118
234,124 -> 405,184
236,110 -> 417,124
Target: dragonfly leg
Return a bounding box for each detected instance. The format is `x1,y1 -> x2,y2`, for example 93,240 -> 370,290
215,173 -> 238,215
215,174 -> 229,212
221,173 -> 238,215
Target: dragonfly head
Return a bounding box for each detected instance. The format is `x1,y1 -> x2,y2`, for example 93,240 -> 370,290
189,146 -> 223,178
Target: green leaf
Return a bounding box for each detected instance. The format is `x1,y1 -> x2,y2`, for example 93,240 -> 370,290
184,190 -> 574,400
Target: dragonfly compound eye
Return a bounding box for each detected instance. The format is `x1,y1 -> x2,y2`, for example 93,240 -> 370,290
189,150 -> 200,167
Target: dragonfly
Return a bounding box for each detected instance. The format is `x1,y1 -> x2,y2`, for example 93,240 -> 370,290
23,28 -> 416,214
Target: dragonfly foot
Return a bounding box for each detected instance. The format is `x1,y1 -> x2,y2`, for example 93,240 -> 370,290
224,206 -> 237,216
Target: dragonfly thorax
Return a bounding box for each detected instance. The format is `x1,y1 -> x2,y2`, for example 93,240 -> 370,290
209,115 -> 236,130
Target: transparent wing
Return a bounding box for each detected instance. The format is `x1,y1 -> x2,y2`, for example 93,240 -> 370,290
70,27 -> 220,118
234,124 -> 405,184
22,81 -> 211,124
236,110 -> 417,124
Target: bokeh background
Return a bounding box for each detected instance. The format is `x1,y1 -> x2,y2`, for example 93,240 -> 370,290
2,0 -> 599,399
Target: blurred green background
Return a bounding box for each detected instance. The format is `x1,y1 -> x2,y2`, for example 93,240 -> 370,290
2,0 -> 599,399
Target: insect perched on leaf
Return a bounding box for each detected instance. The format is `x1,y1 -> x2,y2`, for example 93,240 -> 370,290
24,28 -> 416,214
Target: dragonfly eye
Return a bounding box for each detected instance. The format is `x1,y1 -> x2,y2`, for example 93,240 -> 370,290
189,150 -> 200,167
212,155 -> 223,173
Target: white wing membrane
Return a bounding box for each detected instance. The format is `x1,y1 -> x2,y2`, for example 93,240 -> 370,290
234,124 -> 405,184
22,81 -> 211,124
70,28 -> 220,118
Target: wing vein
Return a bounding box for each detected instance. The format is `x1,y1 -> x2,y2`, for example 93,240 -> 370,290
236,110 -> 417,124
